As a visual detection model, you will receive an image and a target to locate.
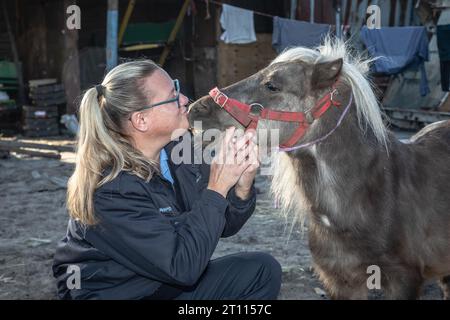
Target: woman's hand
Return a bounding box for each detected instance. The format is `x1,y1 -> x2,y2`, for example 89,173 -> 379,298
207,127 -> 255,198
235,130 -> 259,200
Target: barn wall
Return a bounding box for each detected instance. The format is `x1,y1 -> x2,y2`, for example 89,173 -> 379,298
217,34 -> 276,88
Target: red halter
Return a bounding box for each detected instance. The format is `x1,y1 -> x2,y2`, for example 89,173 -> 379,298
208,84 -> 342,148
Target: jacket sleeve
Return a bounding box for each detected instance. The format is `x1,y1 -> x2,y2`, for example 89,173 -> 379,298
221,184 -> 257,238
85,182 -> 228,287
196,158 -> 257,238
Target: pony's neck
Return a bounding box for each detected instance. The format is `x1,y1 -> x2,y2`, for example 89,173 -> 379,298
288,94 -> 389,227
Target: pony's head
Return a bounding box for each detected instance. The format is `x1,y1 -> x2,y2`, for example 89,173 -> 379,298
189,37 -> 387,149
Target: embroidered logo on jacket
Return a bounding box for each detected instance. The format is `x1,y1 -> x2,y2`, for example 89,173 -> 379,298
159,206 -> 173,213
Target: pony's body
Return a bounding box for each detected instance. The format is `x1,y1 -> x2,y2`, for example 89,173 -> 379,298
189,39 -> 450,299
272,117 -> 450,299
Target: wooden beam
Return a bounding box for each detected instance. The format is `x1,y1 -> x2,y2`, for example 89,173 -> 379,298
158,0 -> 191,67
118,0 -> 136,46
0,140 -> 75,152
0,145 -> 61,159
120,43 -> 164,52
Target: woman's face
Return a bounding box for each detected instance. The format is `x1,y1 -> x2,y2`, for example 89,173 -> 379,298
142,69 -> 190,140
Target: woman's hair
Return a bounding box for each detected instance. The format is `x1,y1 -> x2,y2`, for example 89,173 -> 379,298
67,60 -> 160,225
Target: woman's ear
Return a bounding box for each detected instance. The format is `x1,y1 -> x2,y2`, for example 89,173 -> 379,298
311,58 -> 343,90
130,111 -> 151,132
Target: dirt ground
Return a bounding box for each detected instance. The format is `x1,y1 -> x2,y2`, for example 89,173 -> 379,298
0,137 -> 444,300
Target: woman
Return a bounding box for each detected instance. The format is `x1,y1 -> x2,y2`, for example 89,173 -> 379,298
52,60 -> 282,300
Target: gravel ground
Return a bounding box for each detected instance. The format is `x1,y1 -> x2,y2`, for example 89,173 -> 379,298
0,137 -> 443,300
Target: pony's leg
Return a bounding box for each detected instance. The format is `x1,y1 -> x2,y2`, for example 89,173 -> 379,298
315,267 -> 368,300
383,270 -> 423,300
439,275 -> 450,300
327,282 -> 369,300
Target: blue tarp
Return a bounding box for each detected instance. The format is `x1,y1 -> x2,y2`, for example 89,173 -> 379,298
361,26 -> 430,96
272,17 -> 330,53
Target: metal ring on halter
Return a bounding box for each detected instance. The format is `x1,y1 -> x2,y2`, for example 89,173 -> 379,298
330,88 -> 339,102
214,92 -> 229,108
249,103 -> 264,116
305,111 -> 314,124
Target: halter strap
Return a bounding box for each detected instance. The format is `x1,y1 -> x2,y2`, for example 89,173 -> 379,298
208,82 -> 345,148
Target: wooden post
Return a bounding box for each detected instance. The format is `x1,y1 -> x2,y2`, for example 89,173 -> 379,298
184,7 -> 194,98
334,0 -> 342,39
290,0 -> 297,19
405,0 -> 413,26
2,0 -> 25,106
62,0 -> 81,115
106,0 -> 119,71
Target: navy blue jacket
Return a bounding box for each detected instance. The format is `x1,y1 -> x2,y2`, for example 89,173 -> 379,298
52,136 -> 256,299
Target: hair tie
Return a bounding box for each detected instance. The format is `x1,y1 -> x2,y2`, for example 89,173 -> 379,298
95,84 -> 104,98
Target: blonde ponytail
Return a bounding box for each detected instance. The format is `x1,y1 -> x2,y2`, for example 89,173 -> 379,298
67,60 -> 160,225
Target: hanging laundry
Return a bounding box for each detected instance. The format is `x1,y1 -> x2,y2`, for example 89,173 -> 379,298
360,26 -> 430,96
437,25 -> 450,92
220,4 -> 256,44
272,17 -> 331,53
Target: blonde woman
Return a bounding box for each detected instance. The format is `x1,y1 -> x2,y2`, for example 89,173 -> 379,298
52,60 -> 281,300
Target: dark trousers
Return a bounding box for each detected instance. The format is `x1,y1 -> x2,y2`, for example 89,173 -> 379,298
174,252 -> 282,300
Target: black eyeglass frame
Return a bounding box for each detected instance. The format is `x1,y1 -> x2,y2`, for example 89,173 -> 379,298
129,79 -> 181,120
145,79 -> 180,109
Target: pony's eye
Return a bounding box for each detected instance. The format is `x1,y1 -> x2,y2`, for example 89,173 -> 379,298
265,82 -> 279,92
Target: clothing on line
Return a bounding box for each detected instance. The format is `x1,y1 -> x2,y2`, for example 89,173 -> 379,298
220,4 -> 256,44
360,26 -> 430,96
272,16 -> 331,53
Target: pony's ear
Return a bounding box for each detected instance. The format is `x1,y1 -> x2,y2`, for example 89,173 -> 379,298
311,58 -> 343,90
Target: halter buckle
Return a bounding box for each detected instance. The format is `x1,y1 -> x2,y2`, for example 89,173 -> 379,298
213,92 -> 229,108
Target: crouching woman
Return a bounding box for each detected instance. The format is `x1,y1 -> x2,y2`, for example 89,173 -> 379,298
52,60 -> 281,300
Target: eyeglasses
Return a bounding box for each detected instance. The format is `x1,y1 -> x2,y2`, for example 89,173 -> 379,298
139,79 -> 181,111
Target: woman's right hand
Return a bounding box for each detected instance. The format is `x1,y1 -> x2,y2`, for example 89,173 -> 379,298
207,127 -> 255,198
